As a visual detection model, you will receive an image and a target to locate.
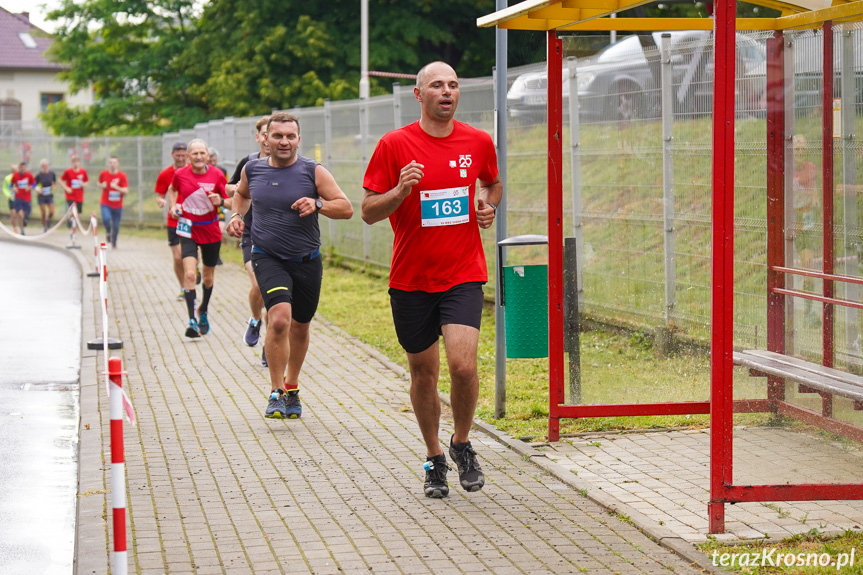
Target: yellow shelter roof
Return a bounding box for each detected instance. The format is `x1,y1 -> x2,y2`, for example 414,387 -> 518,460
477,0 -> 863,31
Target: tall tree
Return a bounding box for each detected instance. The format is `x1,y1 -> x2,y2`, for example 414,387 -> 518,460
44,0 -> 207,135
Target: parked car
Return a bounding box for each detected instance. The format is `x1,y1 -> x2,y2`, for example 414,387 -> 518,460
507,31 -> 768,123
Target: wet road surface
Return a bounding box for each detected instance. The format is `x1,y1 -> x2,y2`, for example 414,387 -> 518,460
0,241 -> 80,575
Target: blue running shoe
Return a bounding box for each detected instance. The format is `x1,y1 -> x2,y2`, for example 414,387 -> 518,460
265,390 -> 287,419
244,317 -> 261,347
198,310 -> 210,335
185,318 -> 200,338
284,390 -> 302,419
261,346 -> 267,367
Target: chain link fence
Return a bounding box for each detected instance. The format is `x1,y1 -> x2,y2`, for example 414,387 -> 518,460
2,26 -> 862,366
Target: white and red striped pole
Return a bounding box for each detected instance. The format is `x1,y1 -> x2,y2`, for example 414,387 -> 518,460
87,216 -> 100,277
107,356 -> 128,574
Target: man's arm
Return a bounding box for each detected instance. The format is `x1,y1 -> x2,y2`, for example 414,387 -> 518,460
226,167 -> 251,237
475,175 -> 503,230
360,160 -> 424,225
292,165 -> 353,219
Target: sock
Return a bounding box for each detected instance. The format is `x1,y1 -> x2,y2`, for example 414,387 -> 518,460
284,381 -> 299,393
200,284 -> 213,313
184,289 -> 197,320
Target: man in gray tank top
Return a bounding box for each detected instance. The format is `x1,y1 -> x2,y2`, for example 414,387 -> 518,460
227,112 -> 353,420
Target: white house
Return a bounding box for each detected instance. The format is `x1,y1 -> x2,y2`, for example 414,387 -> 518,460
0,8 -> 93,130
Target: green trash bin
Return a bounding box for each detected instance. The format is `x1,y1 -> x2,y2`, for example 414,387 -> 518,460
498,235 -> 548,359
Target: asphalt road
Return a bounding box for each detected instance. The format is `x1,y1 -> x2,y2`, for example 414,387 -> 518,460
0,240 -> 81,575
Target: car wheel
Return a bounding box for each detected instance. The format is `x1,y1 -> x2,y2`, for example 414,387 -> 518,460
605,83 -> 643,121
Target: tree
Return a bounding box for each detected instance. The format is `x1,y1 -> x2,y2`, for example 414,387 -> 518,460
44,0 -> 208,135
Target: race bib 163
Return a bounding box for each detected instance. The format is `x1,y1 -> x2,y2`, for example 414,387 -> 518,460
420,186 -> 470,228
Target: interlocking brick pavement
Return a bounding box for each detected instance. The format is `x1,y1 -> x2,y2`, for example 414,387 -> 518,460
51,234 -> 705,575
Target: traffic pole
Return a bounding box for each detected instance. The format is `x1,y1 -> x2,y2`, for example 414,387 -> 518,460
107,356 -> 128,575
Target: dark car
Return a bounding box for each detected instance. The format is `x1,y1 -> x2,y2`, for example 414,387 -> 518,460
507,31 -> 768,123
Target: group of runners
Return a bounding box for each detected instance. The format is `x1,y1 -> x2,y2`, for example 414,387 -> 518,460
4,155 -> 90,236
4,153 -> 131,249
151,61 -> 502,499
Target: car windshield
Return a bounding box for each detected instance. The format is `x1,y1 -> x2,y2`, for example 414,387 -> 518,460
596,34 -> 664,63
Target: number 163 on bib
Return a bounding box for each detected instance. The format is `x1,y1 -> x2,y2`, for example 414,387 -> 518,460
421,186 -> 470,228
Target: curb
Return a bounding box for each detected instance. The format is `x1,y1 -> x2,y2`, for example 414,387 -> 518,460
315,317 -> 724,574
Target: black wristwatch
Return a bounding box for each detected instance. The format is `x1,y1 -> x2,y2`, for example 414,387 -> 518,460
315,198 -> 323,212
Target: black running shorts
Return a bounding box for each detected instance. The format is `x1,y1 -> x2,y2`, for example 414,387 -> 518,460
251,251 -> 323,323
241,237 -> 252,265
167,226 -> 179,246
180,237 -> 221,267
388,282 -> 484,354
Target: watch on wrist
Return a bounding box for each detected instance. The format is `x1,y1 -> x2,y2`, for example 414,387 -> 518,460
219,197 -> 225,207
487,202 -> 497,213
315,198 -> 323,212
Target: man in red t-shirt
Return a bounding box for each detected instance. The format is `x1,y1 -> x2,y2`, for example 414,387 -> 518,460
97,156 -> 129,248
61,155 -> 89,230
10,162 -> 35,235
362,61 -> 503,499
155,142 -> 189,299
168,139 -> 230,338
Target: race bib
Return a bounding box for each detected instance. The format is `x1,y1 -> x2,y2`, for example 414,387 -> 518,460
108,190 -> 121,202
71,179 -> 82,189
176,217 -> 192,238
40,186 -> 51,195
420,186 -> 470,228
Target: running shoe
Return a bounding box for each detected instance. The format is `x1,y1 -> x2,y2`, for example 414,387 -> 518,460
185,318 -> 201,338
423,454 -> 450,498
284,390 -> 302,418
195,268 -> 202,285
244,317 -> 261,347
265,390 -> 288,419
176,289 -> 185,301
261,346 -> 267,367
449,436 -> 485,492
198,310 -> 210,335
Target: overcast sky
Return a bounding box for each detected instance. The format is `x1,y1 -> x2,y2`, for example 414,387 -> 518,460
0,0 -> 60,32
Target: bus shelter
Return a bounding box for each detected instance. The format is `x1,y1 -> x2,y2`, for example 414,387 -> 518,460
479,0 -> 863,533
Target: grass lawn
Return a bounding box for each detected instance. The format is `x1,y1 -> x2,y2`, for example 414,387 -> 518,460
315,260 -> 771,440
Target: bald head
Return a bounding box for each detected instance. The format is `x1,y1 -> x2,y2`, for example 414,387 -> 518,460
416,61 -> 456,92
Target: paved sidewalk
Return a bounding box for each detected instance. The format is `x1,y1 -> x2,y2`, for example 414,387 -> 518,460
45,233 -> 705,575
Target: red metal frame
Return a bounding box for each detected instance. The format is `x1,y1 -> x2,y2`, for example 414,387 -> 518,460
548,30 -> 566,442
708,0 -> 738,534
531,7 -> 862,535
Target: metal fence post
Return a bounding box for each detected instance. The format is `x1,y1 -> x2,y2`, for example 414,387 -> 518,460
494,27 -> 509,418
660,34 -> 677,327
784,35 -> 797,354
567,57 -> 584,305
392,82 -> 401,129
841,26 -> 859,354
136,136 -> 144,225
360,96 -> 371,263
324,99 -> 336,250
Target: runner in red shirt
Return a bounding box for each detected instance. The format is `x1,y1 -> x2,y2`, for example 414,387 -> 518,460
97,156 -> 129,248
168,139 -> 230,338
155,142 -> 189,299
362,62 -> 503,499
10,162 -> 35,235
60,155 -> 89,231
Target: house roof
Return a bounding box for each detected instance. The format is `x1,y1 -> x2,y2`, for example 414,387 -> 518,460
0,7 -> 61,72
477,0 -> 863,31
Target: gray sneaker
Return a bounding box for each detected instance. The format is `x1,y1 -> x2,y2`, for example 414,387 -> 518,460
284,390 -> 302,418
265,391 -> 288,419
449,437 -> 485,492
423,454 -> 450,498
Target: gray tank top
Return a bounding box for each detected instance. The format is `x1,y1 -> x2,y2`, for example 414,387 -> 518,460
245,155 -> 320,260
